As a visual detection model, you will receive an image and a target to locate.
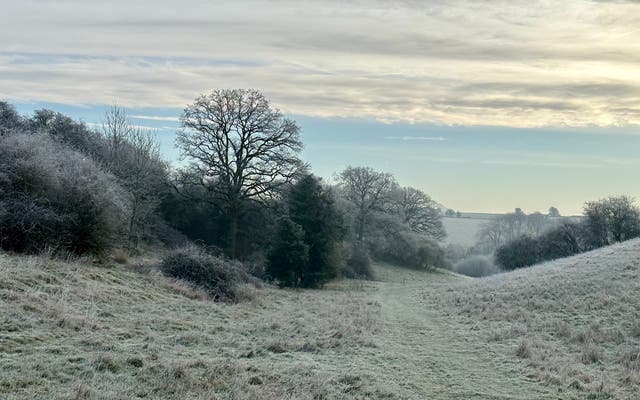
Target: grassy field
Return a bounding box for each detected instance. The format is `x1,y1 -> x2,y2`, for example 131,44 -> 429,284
442,216 -> 489,247
1,240 -> 639,399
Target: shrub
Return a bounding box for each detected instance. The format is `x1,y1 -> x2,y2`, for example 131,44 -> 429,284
453,255 -> 499,277
0,134 -> 129,255
494,220 -> 597,270
583,196 -> 640,248
416,238 -> 451,270
537,222 -> 584,261
342,242 -> 374,280
495,235 -> 540,270
160,246 -> 251,302
444,243 -> 469,265
373,231 -> 450,270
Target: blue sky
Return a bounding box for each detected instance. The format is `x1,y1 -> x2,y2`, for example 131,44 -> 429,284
3,1 -> 640,214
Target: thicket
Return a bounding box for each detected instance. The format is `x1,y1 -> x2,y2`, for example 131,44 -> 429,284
495,197 -> 640,270
0,134 -> 129,255
342,242 -> 374,279
372,231 -> 449,270
335,166 -> 449,271
0,102 -> 172,256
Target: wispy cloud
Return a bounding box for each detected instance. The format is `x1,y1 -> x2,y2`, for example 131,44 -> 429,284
131,115 -> 180,122
2,0 -> 640,127
384,136 -> 447,141
85,122 -> 162,131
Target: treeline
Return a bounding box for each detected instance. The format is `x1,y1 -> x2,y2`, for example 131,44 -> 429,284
495,196 -> 640,270
446,208 -> 562,276
450,198 -> 640,277
0,90 -> 448,293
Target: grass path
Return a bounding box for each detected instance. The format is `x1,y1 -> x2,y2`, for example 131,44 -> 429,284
365,268 -> 556,399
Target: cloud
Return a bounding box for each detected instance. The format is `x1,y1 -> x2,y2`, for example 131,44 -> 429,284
384,136 -> 447,141
2,0 -> 640,127
131,115 -> 181,122
85,122 -> 161,131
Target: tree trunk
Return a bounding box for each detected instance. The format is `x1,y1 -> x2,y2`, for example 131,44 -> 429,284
356,213 -> 365,242
127,199 -> 138,254
229,210 -> 239,259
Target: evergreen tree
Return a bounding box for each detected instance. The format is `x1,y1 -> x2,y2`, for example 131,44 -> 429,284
288,174 -> 343,287
266,218 -> 309,287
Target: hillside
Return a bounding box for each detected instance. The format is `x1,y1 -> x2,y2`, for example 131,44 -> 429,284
1,240 -> 639,399
422,238 -> 640,399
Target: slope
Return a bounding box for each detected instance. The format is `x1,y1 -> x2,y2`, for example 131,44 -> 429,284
1,239 -> 639,399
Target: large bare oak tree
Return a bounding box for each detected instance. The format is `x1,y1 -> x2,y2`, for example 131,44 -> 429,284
177,89 -> 303,258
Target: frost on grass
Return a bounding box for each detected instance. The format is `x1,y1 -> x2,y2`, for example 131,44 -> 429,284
0,252 -> 386,399
422,239 -> 640,399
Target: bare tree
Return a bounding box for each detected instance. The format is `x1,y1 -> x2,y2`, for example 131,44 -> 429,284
176,89 -> 303,258
102,106 -> 166,252
102,105 -> 133,160
393,186 -> 446,240
476,210 -> 557,253
584,195 -> 640,246
337,166 -> 397,241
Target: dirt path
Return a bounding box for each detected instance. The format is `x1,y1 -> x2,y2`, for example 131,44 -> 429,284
365,269 -> 557,399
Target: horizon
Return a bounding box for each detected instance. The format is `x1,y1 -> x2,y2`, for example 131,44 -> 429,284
3,0 -> 640,215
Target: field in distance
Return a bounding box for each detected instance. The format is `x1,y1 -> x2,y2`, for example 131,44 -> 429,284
442,214 -> 492,247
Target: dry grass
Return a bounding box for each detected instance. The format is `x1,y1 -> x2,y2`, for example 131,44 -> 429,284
2,239 -> 639,399
0,252 -> 387,399
420,238 -> 640,399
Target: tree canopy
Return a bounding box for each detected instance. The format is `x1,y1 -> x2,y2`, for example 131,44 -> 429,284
176,89 -> 303,257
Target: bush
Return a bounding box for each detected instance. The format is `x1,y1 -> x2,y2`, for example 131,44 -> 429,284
495,235 -> 540,270
537,222 -> 584,261
495,220 -> 594,271
160,246 -> 252,302
373,231 -> 450,270
583,196 -> 640,247
0,134 -> 129,255
444,243 -> 469,265
416,239 -> 450,270
453,255 -> 499,277
342,242 -> 374,279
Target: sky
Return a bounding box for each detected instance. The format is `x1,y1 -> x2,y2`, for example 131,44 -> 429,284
2,0 -> 640,214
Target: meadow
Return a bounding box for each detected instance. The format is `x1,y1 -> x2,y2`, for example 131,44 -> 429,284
2,239 -> 638,399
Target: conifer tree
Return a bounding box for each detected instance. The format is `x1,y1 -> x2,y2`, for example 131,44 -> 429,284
288,174 -> 342,287
266,218 -> 309,287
